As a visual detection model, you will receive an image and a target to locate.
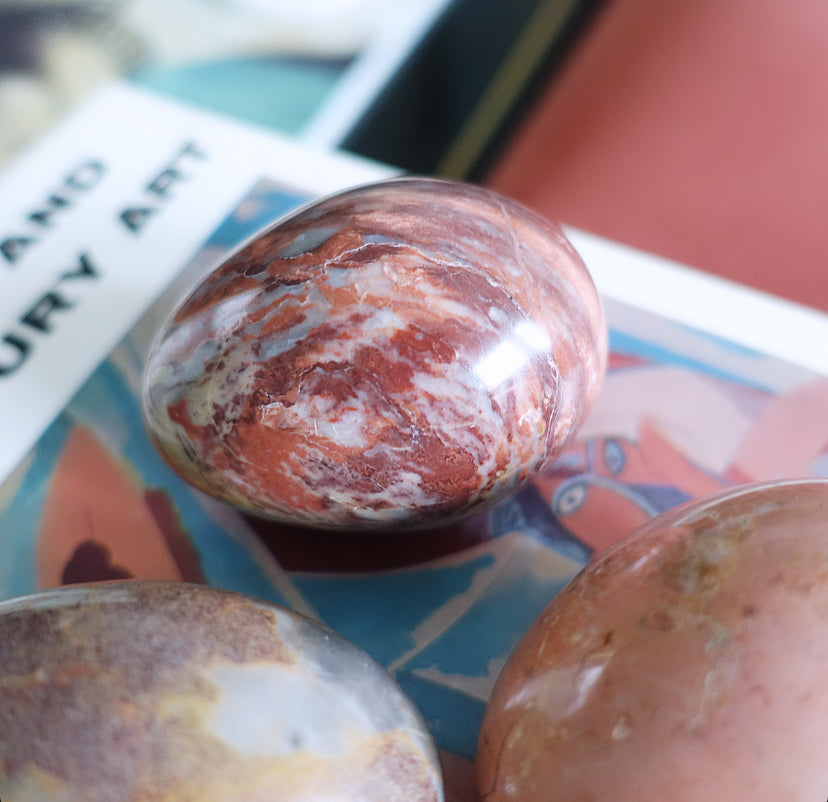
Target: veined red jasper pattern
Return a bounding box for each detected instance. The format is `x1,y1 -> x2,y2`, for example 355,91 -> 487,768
142,178 -> 606,529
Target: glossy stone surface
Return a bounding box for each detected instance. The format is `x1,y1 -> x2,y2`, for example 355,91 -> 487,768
0,581 -> 443,802
142,178 -> 606,529
477,479 -> 828,801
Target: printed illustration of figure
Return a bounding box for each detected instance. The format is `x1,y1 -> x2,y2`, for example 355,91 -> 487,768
535,366 -> 828,556
37,425 -> 204,588
729,377 -> 828,482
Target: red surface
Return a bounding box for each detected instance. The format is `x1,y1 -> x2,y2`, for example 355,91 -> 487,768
487,0 -> 828,312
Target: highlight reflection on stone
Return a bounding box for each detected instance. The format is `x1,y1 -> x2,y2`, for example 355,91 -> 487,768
0,581 -> 443,802
142,178 -> 606,529
477,479 -> 828,801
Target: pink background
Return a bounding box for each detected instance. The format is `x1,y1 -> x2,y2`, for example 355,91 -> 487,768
488,0 -> 828,312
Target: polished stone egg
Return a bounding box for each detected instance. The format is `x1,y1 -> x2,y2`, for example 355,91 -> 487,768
476,479 -> 828,801
142,177 -> 606,530
0,581 -> 443,802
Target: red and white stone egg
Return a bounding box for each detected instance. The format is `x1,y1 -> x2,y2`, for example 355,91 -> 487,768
141,177 -> 607,530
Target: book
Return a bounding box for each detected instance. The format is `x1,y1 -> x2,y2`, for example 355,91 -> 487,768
2,81 -> 827,797
1,0 -> 599,179
0,0 -> 453,168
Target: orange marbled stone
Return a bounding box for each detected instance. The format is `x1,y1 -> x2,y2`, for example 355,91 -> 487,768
477,479 -> 828,801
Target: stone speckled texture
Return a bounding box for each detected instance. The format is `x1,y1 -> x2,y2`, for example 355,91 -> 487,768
141,178 -> 606,530
476,479 -> 828,801
0,581 -> 443,802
